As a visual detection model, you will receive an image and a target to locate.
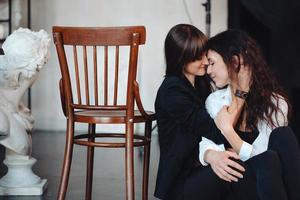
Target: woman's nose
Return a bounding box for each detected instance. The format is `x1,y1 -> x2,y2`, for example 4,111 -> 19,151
206,64 -> 212,74
203,56 -> 209,65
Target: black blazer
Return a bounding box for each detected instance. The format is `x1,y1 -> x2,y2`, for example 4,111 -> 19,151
154,75 -> 223,199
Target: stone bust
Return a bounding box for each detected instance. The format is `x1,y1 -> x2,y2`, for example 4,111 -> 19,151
0,28 -> 50,156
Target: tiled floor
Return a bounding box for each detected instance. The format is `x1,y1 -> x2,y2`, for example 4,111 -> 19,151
0,131 -> 160,200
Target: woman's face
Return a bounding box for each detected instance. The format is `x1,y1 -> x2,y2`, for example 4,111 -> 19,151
206,50 -> 230,88
183,55 -> 209,77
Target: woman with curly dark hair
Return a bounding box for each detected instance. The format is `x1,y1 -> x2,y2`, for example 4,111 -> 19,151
201,30 -> 300,200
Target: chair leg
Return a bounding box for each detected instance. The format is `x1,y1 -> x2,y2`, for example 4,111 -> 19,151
85,124 -> 95,200
142,121 -> 152,200
57,119 -> 75,200
125,121 -> 135,200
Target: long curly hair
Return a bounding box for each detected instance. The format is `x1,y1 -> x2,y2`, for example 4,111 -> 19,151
206,30 -> 291,130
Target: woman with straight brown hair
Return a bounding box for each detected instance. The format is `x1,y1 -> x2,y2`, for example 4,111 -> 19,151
154,24 -> 249,200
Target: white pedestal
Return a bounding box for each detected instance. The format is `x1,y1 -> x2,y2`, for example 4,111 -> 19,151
0,155 -> 47,195
0,179 -> 47,196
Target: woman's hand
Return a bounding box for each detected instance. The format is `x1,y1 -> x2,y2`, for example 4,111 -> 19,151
214,106 -> 237,135
214,106 -> 244,153
237,64 -> 251,91
231,56 -> 252,92
205,149 -> 245,182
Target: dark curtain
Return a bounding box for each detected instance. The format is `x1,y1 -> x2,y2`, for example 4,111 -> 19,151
228,0 -> 300,141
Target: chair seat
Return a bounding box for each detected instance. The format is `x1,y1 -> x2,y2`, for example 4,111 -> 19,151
74,109 -> 155,124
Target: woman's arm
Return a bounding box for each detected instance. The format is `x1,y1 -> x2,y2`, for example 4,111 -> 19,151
213,63 -> 253,159
204,149 -> 245,182
227,95 -> 246,127
228,61 -> 251,124
215,105 -> 254,161
199,136 -> 225,166
199,136 -> 246,182
216,95 -> 289,160
160,82 -> 215,137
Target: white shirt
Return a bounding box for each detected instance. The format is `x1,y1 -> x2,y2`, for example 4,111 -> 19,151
199,86 -> 288,165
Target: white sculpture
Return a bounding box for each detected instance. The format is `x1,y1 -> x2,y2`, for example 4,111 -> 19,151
0,28 -> 50,195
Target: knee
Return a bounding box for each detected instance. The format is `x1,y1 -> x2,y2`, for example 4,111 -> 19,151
262,150 -> 280,161
269,126 -> 299,148
270,126 -> 295,143
256,150 -> 281,170
252,151 -> 286,187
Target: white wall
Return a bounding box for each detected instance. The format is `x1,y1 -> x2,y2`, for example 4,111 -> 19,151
29,0 -> 228,131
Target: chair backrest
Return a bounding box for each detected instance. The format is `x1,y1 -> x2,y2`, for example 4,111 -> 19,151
53,26 -> 146,117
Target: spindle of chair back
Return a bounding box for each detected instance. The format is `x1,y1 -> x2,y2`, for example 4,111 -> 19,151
53,26 -> 146,117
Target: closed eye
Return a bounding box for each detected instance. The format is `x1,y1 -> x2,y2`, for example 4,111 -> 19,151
208,58 -> 214,66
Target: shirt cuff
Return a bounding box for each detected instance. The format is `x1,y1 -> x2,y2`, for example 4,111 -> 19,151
239,141 -> 253,161
199,137 -> 225,166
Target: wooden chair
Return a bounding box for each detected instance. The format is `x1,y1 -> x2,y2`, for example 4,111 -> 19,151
53,26 -> 155,200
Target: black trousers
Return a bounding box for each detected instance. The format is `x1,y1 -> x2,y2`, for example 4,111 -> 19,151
183,126 -> 300,200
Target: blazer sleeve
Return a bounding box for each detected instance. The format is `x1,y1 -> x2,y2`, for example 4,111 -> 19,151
159,83 -> 215,138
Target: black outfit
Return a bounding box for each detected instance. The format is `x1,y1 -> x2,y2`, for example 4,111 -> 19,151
154,75 -> 224,200
230,126 -> 300,200
154,75 -> 300,200
185,126 -> 300,200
